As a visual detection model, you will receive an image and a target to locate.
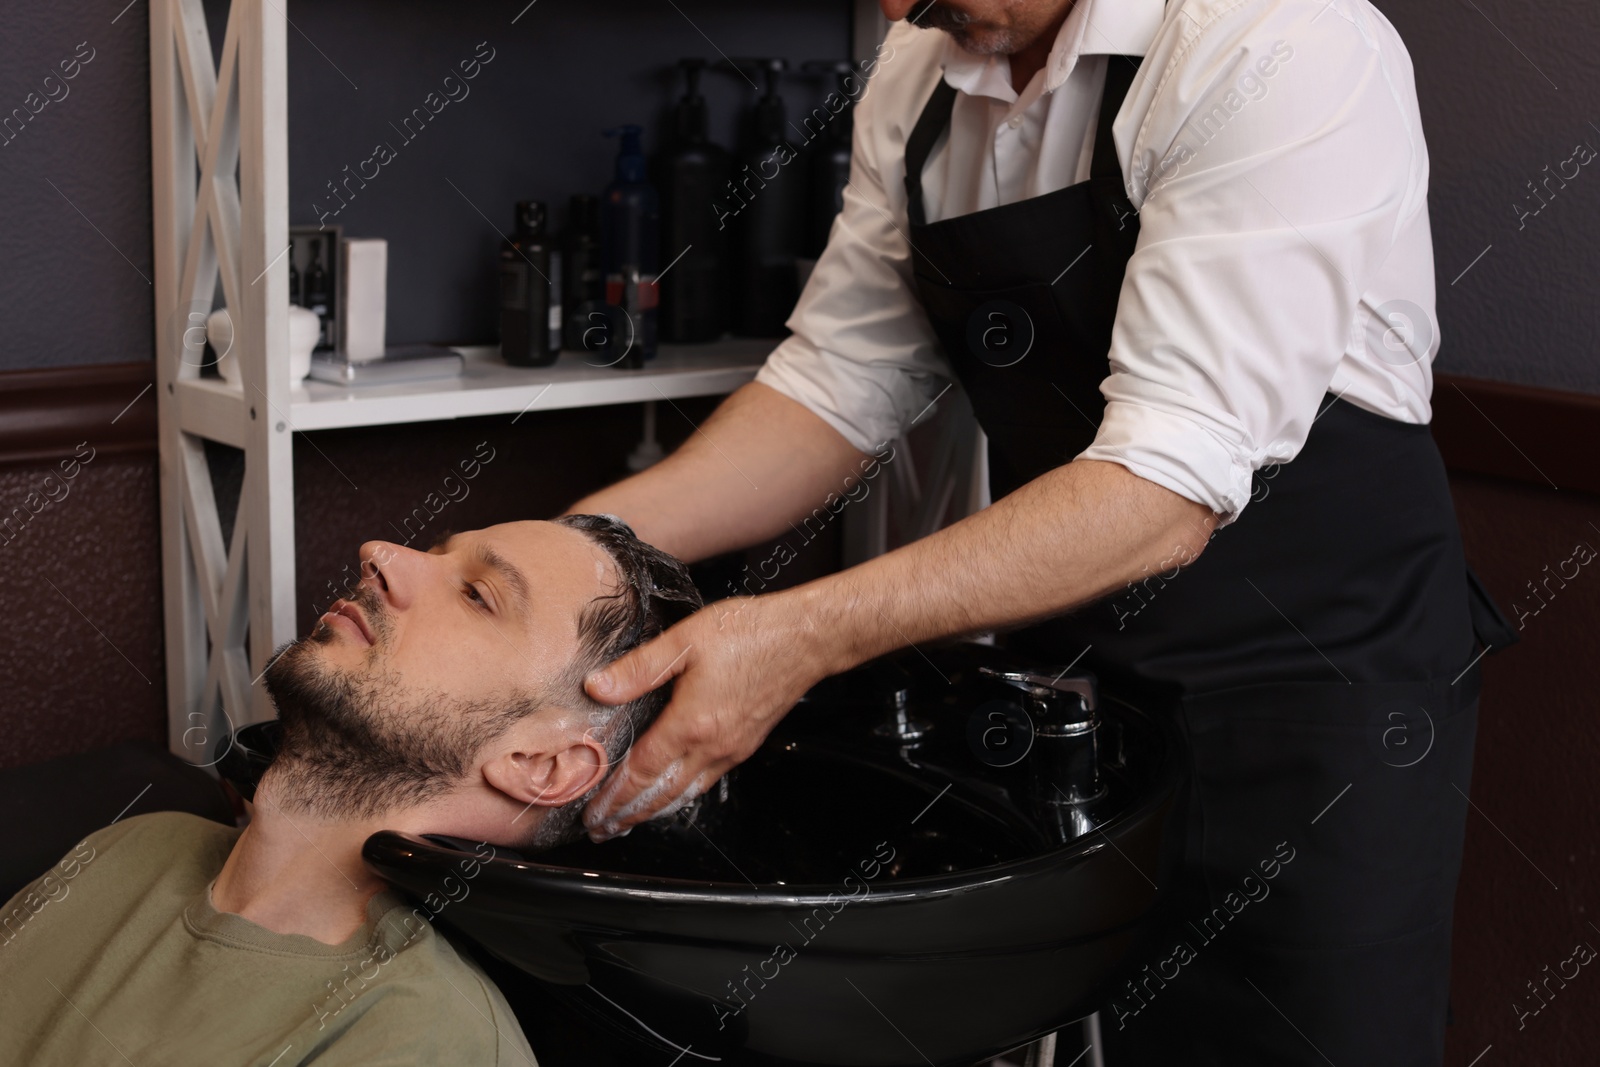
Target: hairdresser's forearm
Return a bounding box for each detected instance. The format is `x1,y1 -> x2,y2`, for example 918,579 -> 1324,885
566,382 -> 869,562
785,458 -> 1218,674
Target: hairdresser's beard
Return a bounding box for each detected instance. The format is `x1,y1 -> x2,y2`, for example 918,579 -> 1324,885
906,0 -> 1023,54
262,598 -> 509,822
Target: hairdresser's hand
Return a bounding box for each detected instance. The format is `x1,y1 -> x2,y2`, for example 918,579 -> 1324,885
581,590 -> 835,841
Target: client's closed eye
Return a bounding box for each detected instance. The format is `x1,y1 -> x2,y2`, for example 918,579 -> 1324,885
463,582 -> 494,612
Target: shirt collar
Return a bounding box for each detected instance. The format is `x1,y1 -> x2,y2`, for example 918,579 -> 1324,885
941,0 -> 1165,102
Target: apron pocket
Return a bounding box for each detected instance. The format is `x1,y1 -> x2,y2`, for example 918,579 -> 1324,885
1176,674 -> 1480,951
1467,563 -> 1520,650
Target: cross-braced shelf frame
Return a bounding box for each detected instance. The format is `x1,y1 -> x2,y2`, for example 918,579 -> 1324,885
151,0 -> 293,761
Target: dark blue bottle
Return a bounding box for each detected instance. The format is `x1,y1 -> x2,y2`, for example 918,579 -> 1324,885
600,124 -> 660,367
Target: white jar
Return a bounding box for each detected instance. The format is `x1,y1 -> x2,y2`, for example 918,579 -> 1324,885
211,305 -> 321,387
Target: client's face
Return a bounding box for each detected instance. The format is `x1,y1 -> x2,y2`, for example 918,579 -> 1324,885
263,520 -> 618,822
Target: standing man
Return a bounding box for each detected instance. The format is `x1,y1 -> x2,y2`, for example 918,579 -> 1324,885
570,0 -> 1509,1062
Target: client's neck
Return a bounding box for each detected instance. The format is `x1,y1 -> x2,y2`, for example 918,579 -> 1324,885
212,768 -> 420,945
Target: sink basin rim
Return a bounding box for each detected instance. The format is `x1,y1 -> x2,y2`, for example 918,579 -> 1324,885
364,696 -> 1182,904
365,766 -> 1179,909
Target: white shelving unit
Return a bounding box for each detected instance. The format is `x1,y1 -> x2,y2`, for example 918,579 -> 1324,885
147,0 -> 777,759
148,0 -> 976,768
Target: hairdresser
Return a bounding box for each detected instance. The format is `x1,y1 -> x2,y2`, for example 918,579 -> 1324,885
566,1 -> 1512,1063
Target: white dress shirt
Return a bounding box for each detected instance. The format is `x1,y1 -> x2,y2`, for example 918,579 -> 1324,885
755,0 -> 1438,519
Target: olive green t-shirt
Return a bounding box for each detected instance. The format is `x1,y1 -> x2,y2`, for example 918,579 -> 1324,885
0,811 -> 537,1066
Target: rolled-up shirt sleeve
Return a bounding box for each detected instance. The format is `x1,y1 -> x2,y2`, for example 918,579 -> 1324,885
756,31 -> 953,454
1082,2 -> 1430,521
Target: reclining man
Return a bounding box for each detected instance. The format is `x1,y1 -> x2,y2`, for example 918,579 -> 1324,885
0,515 -> 701,1067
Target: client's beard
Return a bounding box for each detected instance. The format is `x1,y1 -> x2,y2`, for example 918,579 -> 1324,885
261,591 -> 523,821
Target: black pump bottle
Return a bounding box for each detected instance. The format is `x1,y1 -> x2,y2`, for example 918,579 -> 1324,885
499,200 -> 560,367
729,58 -> 803,338
563,194 -> 606,354
657,58 -> 732,343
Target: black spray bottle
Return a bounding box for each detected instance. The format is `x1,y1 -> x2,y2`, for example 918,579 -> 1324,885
499,200 -> 561,366
600,124 -> 660,368
563,194 -> 607,355
730,58 -> 804,338
657,58 -> 731,342
801,60 -> 858,257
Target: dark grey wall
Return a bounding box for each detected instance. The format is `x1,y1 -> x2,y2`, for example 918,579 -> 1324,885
0,7 -> 155,368
1,0 -> 1595,392
1382,0 -> 1600,395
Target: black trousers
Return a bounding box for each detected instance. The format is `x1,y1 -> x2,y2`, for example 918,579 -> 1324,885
1099,678 -> 1480,1066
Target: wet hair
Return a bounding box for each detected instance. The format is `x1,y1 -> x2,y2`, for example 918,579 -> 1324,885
525,514 -> 702,848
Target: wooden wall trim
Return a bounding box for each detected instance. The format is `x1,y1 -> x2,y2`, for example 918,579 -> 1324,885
0,361 -> 1591,491
1432,373 -> 1600,496
0,361 -> 158,466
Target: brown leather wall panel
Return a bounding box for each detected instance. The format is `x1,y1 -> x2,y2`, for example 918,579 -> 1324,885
0,450 -> 166,768
1445,473 -> 1600,1065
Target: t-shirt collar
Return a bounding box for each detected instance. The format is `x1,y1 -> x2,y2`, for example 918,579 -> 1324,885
939,0 -> 1165,103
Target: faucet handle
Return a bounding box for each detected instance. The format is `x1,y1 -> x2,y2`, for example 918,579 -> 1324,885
978,667 -> 1098,713
980,667 -> 1105,819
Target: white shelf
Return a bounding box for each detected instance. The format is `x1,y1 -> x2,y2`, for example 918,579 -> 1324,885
174,338 -> 770,443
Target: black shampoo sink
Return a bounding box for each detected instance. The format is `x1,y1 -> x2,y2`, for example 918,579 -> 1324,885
221,643 -> 1184,1067
536,738 -> 1043,884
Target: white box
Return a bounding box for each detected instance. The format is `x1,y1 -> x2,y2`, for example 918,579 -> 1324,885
340,238 -> 387,361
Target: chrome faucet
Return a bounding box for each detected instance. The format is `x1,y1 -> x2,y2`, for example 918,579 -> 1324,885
980,667 -> 1107,841
867,660 -> 932,745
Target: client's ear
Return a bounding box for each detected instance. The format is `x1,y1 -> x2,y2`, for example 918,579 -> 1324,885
482,730 -> 608,808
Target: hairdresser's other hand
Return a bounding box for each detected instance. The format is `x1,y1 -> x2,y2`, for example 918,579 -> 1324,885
581,590 -> 831,841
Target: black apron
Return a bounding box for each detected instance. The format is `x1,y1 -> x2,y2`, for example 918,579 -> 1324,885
903,58 -> 1514,1066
